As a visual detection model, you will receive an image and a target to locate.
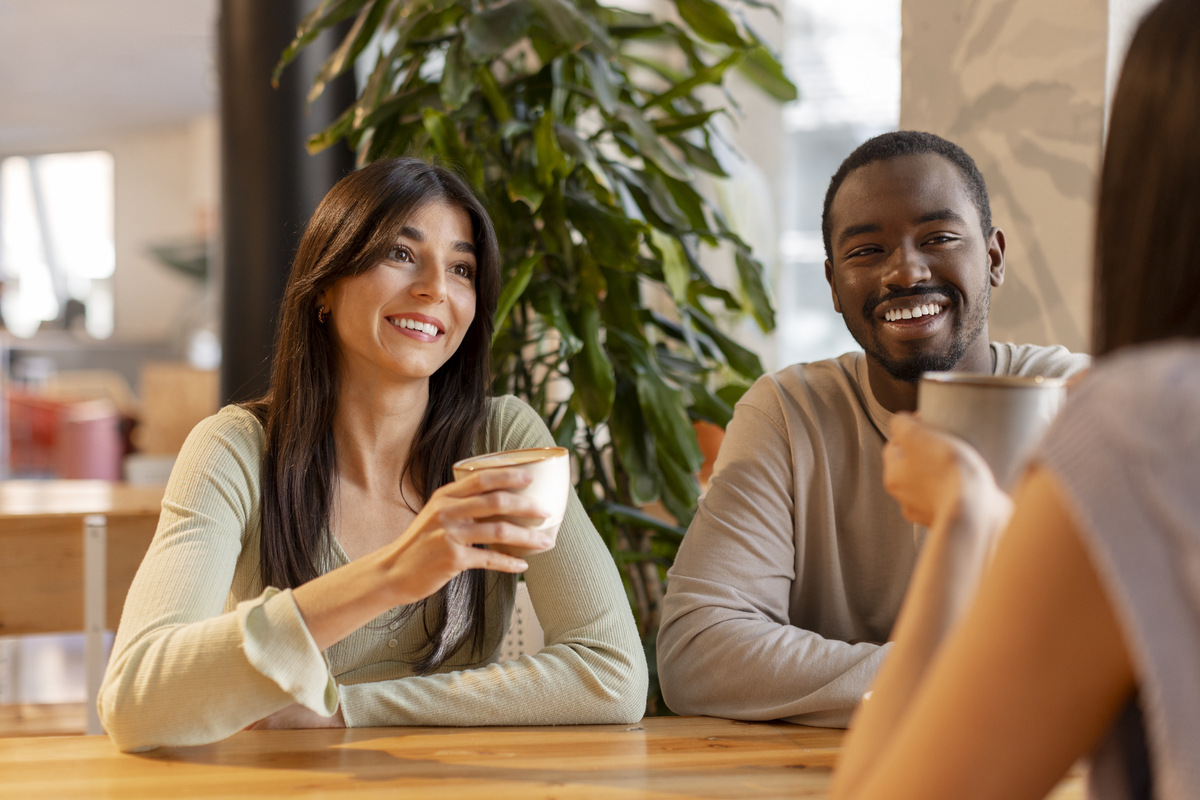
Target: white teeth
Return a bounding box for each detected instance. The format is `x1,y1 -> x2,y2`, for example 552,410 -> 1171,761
884,303 -> 943,322
394,318 -> 439,336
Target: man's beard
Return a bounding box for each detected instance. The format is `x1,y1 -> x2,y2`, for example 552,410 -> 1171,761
851,286 -> 990,384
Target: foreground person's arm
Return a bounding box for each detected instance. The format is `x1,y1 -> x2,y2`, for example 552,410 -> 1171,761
831,467 -> 1135,800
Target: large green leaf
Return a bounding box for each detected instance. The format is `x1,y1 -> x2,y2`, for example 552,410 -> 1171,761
598,501 -> 686,539
580,51 -> 619,115
493,254 -> 538,336
274,0 -> 371,86
607,379 -> 659,505
654,445 -> 701,523
688,309 -> 763,377
650,229 -> 689,305
674,135 -> 728,176
649,49 -> 741,109
614,331 -> 702,471
465,0 -> 534,60
677,0 -> 744,48
568,303 -> 615,425
535,287 -> 583,357
737,44 -> 799,102
305,0 -> 393,103
616,105 -> 691,181
652,110 -> 717,136
421,109 -> 470,174
533,113 -> 566,188
734,245 -> 776,330
531,0 -> 594,51
439,37 -> 474,110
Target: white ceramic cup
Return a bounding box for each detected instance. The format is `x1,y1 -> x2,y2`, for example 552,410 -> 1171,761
917,373 -> 1067,491
452,446 -> 570,553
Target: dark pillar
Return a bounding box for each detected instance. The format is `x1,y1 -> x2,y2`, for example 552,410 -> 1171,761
219,0 -> 355,404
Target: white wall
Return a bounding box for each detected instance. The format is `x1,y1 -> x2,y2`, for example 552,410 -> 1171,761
109,115 -> 219,344
900,0 -> 1108,354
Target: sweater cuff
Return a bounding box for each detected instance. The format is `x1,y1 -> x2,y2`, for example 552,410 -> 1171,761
236,588 -> 339,717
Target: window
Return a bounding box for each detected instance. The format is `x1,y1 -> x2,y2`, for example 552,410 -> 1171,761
776,0 -> 900,367
0,151 -> 115,339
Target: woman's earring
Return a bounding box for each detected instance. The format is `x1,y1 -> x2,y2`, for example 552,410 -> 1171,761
317,305 -> 329,325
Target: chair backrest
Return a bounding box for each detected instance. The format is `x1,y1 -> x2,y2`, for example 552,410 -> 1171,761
498,581 -> 544,662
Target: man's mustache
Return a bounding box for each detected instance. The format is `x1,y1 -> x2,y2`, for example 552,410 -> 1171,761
863,286 -> 958,318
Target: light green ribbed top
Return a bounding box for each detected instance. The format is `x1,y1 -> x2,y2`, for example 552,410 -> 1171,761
99,396 -> 647,751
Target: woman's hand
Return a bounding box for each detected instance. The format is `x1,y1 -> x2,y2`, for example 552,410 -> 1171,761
246,704 -> 345,731
883,414 -> 1012,539
374,467 -> 554,607
294,466 -> 555,651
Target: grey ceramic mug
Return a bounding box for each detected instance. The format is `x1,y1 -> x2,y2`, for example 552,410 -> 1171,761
917,373 -> 1067,491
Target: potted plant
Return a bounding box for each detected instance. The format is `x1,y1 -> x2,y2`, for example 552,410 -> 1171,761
279,0 -> 795,711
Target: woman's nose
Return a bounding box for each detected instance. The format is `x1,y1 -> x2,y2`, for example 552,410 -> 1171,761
410,264 -> 447,300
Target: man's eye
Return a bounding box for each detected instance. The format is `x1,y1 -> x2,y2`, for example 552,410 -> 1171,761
846,246 -> 880,259
925,235 -> 956,246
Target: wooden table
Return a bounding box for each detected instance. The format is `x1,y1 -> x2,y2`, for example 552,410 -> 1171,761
0,716 -> 1086,799
0,480 -> 165,733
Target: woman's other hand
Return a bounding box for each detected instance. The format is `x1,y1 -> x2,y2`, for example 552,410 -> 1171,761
883,414 -> 1012,539
246,704 -> 345,731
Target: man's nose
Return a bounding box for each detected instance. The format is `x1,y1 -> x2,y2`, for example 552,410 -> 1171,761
883,243 -> 931,289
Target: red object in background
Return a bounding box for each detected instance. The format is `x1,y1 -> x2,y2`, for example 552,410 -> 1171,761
7,391 -> 122,479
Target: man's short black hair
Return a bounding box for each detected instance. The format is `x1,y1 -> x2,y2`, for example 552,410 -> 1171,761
821,130 -> 993,260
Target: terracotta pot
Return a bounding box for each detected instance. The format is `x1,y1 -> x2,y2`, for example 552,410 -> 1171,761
693,420 -> 725,489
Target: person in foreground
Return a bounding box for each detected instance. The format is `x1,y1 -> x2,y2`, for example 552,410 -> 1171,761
657,131 -> 1088,727
99,158 -> 646,752
832,2 -> 1200,797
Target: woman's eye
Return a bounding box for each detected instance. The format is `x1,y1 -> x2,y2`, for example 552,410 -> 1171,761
451,263 -> 476,279
388,246 -> 412,262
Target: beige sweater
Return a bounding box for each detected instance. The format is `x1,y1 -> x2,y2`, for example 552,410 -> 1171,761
657,343 -> 1089,728
99,396 -> 646,751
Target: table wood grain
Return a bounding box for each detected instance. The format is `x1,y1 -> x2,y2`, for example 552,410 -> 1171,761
0,480 -> 165,518
0,716 -> 1085,799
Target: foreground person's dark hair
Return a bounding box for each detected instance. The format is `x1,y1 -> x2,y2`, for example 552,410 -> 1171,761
245,157 -> 501,672
1095,0 -> 1200,355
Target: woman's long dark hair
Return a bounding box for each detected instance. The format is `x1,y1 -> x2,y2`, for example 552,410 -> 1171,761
245,158 -> 501,672
1094,0 -> 1200,355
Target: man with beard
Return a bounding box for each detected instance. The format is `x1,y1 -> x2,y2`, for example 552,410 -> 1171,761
656,131 -> 1089,728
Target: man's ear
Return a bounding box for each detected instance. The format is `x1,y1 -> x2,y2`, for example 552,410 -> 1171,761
988,227 -> 1006,288
825,259 -> 843,313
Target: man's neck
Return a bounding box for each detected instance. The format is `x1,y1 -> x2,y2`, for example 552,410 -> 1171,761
866,341 -> 997,414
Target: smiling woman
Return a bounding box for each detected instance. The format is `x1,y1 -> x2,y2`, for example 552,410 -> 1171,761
97,157 -> 647,751
318,202 -> 478,390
